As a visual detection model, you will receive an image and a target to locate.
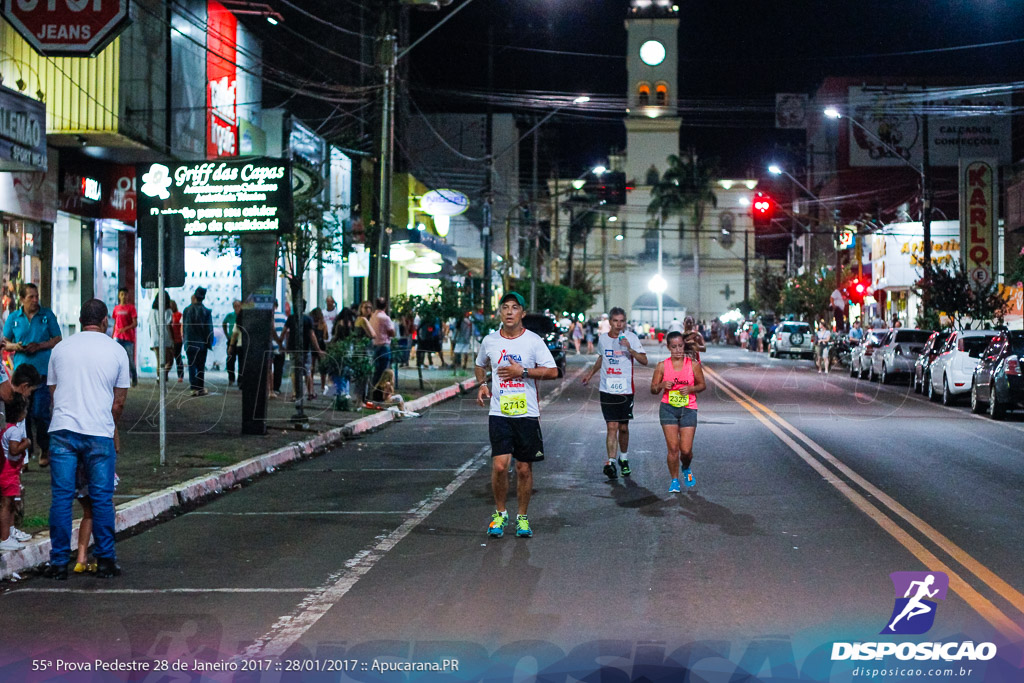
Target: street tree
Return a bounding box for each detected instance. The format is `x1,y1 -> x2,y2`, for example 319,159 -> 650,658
914,263 -> 1008,330
779,263 -> 834,322
647,153 -> 719,247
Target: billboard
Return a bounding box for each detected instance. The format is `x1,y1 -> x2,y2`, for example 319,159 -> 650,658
137,158 -> 292,236
959,159 -> 997,288
847,86 -> 1011,168
207,0 -> 238,158
0,85 -> 46,172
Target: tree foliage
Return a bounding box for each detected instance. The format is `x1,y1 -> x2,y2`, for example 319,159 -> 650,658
752,262 -> 787,316
647,154 -> 719,237
914,262 -> 1008,330
510,275 -> 596,317
778,263 -> 834,322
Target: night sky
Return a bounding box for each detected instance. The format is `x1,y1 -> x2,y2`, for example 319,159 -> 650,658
261,0 -> 1024,177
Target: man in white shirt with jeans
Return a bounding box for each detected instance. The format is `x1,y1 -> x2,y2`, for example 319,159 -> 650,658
44,299 -> 130,580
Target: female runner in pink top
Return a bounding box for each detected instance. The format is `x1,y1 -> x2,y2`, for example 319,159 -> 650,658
650,331 -> 707,492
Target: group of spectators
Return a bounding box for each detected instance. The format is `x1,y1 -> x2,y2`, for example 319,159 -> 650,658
0,283 -> 128,579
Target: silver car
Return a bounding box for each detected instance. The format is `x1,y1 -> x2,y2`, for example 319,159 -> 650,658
869,328 -> 934,384
850,329 -> 889,379
770,321 -> 814,359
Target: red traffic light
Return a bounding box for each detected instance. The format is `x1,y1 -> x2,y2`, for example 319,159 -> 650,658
751,192 -> 776,229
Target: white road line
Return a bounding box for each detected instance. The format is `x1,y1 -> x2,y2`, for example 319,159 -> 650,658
358,468 -> 461,472
240,444 -> 489,659
190,511 -> 410,516
241,365 -> 586,659
7,588 -> 314,595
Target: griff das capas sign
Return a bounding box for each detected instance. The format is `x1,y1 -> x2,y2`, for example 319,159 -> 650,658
137,158 -> 293,236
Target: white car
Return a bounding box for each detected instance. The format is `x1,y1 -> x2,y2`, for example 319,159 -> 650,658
927,329 -> 999,405
770,321 -> 814,359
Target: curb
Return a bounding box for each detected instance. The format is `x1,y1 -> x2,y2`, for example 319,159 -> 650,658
0,377 -> 479,581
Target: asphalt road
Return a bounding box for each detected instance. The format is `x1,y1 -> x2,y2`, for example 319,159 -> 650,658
2,345 -> 1023,682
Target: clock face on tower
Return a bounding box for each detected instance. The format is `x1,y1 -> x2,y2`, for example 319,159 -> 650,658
639,40 -> 666,66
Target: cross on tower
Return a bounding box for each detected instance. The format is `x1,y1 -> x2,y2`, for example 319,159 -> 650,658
720,283 -> 736,300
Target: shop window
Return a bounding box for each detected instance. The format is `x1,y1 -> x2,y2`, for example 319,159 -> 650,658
655,82 -> 669,107
637,82 -> 651,107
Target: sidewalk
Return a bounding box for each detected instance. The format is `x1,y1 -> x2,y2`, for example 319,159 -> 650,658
13,362 -> 476,536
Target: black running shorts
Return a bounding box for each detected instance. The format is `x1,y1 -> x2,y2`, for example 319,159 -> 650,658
488,415 -> 545,462
599,391 -> 634,423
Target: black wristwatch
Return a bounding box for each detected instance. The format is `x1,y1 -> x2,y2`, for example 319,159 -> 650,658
521,368 -> 529,380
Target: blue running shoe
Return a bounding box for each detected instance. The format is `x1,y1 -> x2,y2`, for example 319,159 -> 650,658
683,469 -> 695,487
515,514 -> 533,538
669,478 -> 681,493
487,511 -> 508,537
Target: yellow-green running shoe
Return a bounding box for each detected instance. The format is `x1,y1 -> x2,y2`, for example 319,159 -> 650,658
516,514 -> 533,538
487,511 -> 508,537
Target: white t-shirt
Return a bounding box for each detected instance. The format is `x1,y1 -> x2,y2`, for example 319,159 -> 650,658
2,420 -> 26,462
476,328 -> 556,418
667,319 -> 684,334
597,331 -> 644,395
47,331 -> 131,438
323,306 -> 339,336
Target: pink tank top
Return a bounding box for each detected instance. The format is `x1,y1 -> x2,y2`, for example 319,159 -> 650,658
660,356 -> 698,409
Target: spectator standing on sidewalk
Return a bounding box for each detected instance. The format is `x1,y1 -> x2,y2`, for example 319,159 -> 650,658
111,288 -> 138,387
182,288 -> 213,397
370,298 -> 395,401
222,300 -> 241,386
323,296 -> 340,340
269,299 -> 288,398
0,395 -> 31,551
148,292 -> 173,381
44,298 -> 130,580
169,299 -> 184,382
2,283 -> 62,468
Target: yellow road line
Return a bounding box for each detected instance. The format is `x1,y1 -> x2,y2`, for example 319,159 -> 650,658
705,365 -> 1024,643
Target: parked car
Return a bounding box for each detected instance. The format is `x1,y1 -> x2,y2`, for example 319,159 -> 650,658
849,329 -> 889,378
970,330 -> 1024,419
927,329 -> 999,405
769,321 -> 814,359
912,331 -> 953,394
868,328 -> 934,384
523,313 -> 567,378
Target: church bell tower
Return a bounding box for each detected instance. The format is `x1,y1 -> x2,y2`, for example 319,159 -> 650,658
624,0 -> 682,185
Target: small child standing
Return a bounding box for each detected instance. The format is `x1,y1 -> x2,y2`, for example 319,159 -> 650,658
0,395 -> 32,551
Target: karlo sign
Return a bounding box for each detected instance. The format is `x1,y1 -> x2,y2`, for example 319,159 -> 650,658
959,160 -> 996,288
2,0 -> 131,57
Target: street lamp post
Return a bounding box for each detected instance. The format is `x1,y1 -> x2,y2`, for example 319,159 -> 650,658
824,107 -> 932,273
769,162 -> 844,289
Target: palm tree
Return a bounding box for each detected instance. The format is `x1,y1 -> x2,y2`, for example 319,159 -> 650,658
647,153 -> 719,316
647,153 -> 719,243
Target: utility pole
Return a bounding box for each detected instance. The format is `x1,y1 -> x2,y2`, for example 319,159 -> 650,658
373,10 -> 397,303
551,173 -> 560,285
601,213 -> 609,311
530,120 -> 539,310
921,108 -> 932,277
481,25 -> 494,315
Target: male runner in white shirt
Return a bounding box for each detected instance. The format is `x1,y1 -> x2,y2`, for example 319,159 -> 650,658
476,292 -> 558,538
581,307 -> 647,478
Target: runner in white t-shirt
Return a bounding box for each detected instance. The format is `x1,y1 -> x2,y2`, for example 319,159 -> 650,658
475,292 -> 558,539
581,307 -> 647,479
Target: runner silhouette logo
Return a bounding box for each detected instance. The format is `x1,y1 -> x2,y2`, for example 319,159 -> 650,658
881,571 -> 949,635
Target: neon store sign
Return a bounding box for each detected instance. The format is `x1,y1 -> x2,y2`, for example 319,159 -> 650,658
207,0 -> 238,157
137,159 -> 292,236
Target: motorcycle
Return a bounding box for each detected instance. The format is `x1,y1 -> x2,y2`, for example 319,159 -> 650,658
825,335 -> 855,371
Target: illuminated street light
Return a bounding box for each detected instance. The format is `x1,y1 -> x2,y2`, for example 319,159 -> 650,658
573,96 -> 591,105
593,165 -> 607,175
608,215 -> 617,222
768,164 -> 782,175
823,107 -> 841,119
